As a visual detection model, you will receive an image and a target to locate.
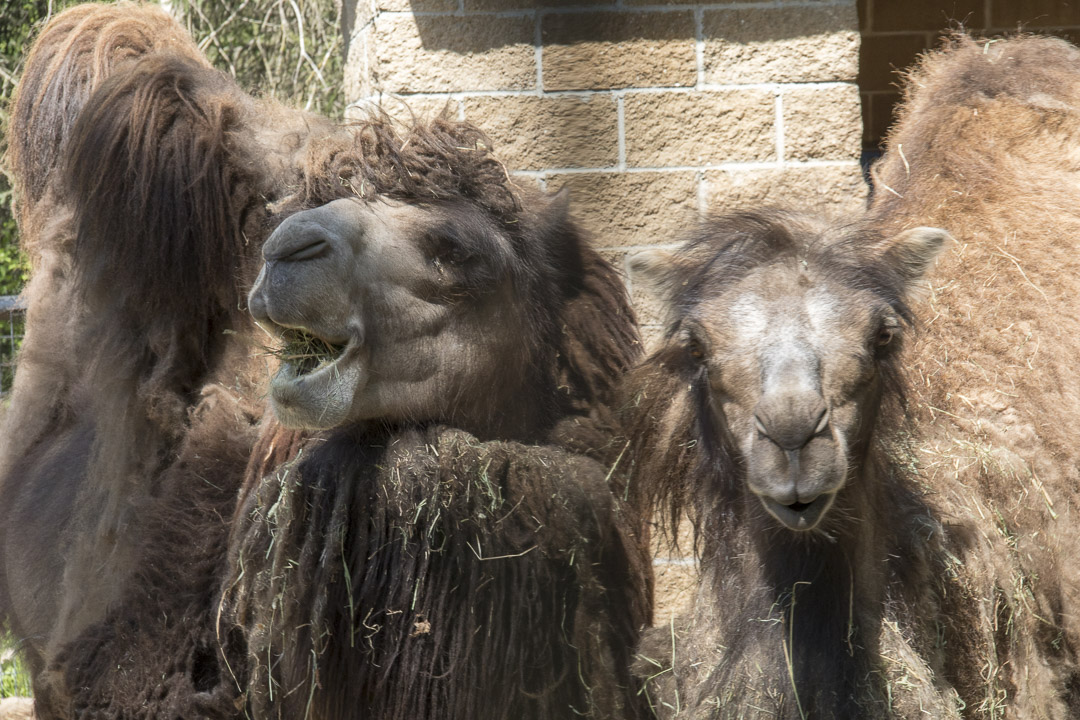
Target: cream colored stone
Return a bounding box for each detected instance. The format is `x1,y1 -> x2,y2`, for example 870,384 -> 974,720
782,85 -> 862,162
463,94 -> 618,171
344,24 -> 375,101
652,561 -> 698,623
704,164 -> 869,217
371,14 -> 536,93
546,171 -> 699,248
542,11 -> 696,91
467,0 -> 614,8
345,95 -> 462,124
377,0 -> 455,11
624,90 -> 776,168
703,5 -> 860,84
0,698 -> 34,720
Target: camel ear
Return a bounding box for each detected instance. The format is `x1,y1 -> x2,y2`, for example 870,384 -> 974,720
882,226 -> 951,287
628,248 -> 679,300
541,186 -> 571,223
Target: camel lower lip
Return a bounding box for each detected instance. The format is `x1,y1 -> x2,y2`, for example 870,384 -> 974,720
269,340 -> 366,429
760,493 -> 834,531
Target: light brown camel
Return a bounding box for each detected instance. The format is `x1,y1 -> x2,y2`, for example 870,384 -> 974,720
624,34 -> 1080,719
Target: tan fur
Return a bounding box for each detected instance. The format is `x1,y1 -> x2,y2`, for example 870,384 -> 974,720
624,34 -> 1080,720
871,34 -> 1080,717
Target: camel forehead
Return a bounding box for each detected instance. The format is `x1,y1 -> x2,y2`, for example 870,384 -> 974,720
700,264 -> 874,350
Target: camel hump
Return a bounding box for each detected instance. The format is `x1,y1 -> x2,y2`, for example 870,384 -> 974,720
8,3 -> 207,240
905,34 -> 1080,114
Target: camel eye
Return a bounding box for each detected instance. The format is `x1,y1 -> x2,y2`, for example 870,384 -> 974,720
876,319 -> 899,346
425,231 -> 471,268
687,336 -> 706,361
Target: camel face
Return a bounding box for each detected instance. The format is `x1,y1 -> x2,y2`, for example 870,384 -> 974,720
632,212 -> 948,533
249,197 -> 528,430
688,262 -> 896,530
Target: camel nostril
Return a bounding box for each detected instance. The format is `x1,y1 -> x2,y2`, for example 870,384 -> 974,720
754,415 -> 770,437
814,408 -> 830,435
273,237 -> 331,263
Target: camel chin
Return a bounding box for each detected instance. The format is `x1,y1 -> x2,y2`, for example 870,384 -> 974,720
266,330 -> 366,430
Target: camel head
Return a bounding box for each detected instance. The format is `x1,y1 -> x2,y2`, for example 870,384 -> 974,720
632,209 -> 948,532
250,197 -> 540,431
246,116 -> 589,439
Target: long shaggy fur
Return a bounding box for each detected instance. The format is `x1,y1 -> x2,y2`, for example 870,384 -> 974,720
1,4 -> 648,719
224,426 -> 646,720
7,2 -> 209,240
218,120 -> 650,720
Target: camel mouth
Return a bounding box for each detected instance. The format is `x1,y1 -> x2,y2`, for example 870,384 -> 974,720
272,328 -> 349,378
263,325 -> 368,430
759,493 -> 835,531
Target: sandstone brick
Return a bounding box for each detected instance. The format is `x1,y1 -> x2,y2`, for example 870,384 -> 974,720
856,0 -> 869,29
466,0 -> 614,8
345,0 -> 375,40
782,85 -> 862,162
703,5 -> 859,84
652,561 -> 698,623
624,90 -> 776,168
542,11 -> 696,91
858,32 -> 930,92
345,95 -> 463,124
511,173 -> 544,193
377,0 -> 456,11
463,94 -> 618,171
649,514 -> 696,562
371,14 -> 536,93
344,24 -> 375,100
705,164 -> 868,218
546,170 -> 699,248
870,0 -> 983,31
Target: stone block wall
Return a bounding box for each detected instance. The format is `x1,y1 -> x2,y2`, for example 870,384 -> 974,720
859,0 -> 1080,148
342,0 -> 864,622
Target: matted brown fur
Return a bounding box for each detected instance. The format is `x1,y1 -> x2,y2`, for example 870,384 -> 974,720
625,34 -> 1080,720
0,3 -> 648,719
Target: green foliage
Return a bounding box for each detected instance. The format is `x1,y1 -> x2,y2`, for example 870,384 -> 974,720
175,0 -> 344,117
0,633 -> 32,698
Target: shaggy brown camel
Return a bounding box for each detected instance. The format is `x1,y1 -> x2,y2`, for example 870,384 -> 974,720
0,4 -> 650,718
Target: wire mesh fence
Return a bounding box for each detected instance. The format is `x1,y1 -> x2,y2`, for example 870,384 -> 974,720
0,295 -> 25,399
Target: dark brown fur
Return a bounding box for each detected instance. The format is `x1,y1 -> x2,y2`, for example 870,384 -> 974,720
219,116 -> 650,720
1,4 -> 648,719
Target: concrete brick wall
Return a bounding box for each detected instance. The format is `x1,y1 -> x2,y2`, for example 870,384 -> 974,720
859,0 -> 1080,148
343,0 -> 864,623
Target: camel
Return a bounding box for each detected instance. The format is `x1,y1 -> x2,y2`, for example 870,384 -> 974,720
0,4 -> 649,718
624,35 -> 1080,719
